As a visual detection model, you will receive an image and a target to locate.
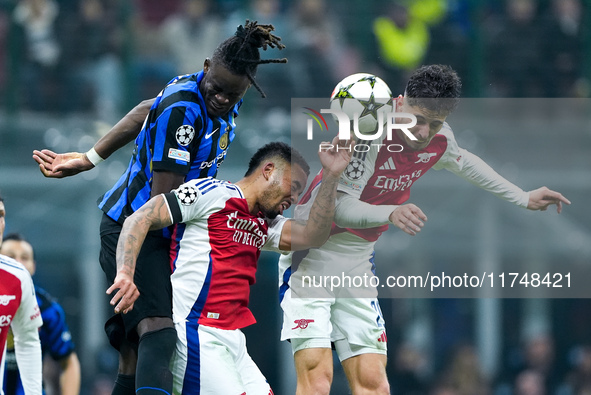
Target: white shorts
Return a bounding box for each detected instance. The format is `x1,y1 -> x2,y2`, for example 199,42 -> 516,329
278,232 -> 387,362
172,323 -> 273,395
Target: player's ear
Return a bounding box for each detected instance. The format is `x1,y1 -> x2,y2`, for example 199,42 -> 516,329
262,162 -> 275,181
203,58 -> 211,73
395,95 -> 404,111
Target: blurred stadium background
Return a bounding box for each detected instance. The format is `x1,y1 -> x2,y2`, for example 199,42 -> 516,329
0,0 -> 590,393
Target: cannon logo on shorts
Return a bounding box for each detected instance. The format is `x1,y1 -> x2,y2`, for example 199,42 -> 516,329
176,125 -> 195,146
292,319 -> 315,330
177,186 -> 198,205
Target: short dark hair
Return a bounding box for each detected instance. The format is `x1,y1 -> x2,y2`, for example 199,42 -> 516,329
3,233 -> 26,243
405,64 -> 462,114
0,191 -> 3,203
2,233 -> 35,259
213,20 -> 287,98
245,142 -> 310,177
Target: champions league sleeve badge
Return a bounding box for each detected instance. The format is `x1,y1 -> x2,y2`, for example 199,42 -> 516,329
176,125 -> 195,146
344,158 -> 365,180
176,186 -> 198,205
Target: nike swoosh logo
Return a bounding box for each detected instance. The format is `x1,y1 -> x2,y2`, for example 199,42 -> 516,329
205,127 -> 220,139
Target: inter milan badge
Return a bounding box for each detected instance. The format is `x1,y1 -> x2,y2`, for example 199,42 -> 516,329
177,186 -> 198,205
344,158 -> 365,180
219,133 -> 229,150
176,125 -> 195,146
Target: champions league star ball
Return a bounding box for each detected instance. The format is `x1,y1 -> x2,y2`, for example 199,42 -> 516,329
329,73 -> 394,136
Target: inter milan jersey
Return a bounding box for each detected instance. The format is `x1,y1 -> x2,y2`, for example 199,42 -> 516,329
0,256 -> 42,393
163,178 -> 287,331
98,71 -> 241,224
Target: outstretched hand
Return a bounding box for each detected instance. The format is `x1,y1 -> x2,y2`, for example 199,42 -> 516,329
527,186 -> 571,214
318,135 -> 354,178
106,271 -> 139,314
389,203 -> 428,236
32,149 -> 94,178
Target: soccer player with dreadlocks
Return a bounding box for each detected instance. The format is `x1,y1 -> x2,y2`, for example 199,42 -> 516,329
33,21 -> 287,395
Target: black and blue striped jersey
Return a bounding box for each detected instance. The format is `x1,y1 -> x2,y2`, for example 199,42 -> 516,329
98,70 -> 241,224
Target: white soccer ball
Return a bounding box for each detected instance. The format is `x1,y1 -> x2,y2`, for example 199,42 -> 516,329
329,73 -> 393,137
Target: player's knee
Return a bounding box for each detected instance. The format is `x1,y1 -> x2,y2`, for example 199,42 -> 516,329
138,326 -> 177,359
297,375 -> 331,395
372,377 -> 390,395
299,362 -> 333,395
136,316 -> 174,338
304,379 -> 331,395
118,339 -> 138,374
294,346 -> 334,394
352,370 -> 390,395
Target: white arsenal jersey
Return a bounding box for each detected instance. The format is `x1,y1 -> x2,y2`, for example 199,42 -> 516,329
164,177 -> 287,331
332,123 -> 527,241
0,255 -> 43,392
278,123 -> 529,302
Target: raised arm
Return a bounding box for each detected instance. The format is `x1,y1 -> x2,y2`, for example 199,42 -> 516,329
449,149 -> 570,213
279,137 -> 352,251
33,98 -> 155,178
106,194 -> 173,314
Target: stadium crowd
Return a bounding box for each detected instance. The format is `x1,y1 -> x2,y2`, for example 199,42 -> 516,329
0,0 -> 587,119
